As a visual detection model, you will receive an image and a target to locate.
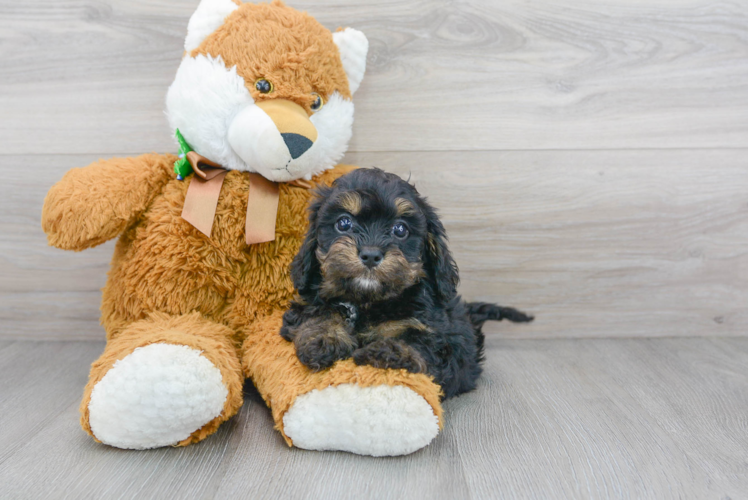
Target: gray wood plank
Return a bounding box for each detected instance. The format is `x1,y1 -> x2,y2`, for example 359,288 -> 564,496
1,0 -> 747,155
1,338 -> 746,499
0,341 -> 103,463
350,149 -> 748,339
0,399 -> 245,500
451,338 -> 717,499
4,150 -> 746,340
581,337 -> 748,496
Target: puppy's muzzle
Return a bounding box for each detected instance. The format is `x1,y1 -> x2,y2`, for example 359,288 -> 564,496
318,237 -> 425,301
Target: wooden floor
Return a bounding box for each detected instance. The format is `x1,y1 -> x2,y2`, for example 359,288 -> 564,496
0,337 -> 746,499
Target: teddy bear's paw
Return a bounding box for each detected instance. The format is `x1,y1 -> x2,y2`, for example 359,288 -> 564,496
88,343 -> 228,449
283,383 -> 439,457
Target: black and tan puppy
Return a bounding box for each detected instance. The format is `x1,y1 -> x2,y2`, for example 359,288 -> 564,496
281,168 -> 533,399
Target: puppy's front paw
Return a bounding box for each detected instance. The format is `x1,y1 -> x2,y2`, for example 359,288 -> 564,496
353,339 -> 427,374
280,324 -> 296,342
297,334 -> 356,371
294,317 -> 357,371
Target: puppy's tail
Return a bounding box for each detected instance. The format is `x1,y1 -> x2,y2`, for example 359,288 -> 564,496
466,302 -> 534,330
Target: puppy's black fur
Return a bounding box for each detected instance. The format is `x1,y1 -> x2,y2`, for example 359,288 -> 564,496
281,168 -> 533,399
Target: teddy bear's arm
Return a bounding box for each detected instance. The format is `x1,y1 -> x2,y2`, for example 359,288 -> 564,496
42,153 -> 177,251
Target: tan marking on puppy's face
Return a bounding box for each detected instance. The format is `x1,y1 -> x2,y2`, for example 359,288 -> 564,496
191,2 -> 351,111
338,192 -> 362,215
316,236 -> 363,299
394,197 -> 416,217
374,248 -> 425,295
317,237 -> 425,302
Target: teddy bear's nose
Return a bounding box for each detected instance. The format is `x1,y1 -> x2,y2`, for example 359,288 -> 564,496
252,99 -> 318,161
282,133 -> 314,159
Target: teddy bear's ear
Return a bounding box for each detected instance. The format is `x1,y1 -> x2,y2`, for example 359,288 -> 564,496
333,28 -> 369,95
184,0 -> 240,52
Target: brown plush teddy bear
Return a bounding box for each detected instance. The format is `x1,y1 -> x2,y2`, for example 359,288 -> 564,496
41,0 -> 443,457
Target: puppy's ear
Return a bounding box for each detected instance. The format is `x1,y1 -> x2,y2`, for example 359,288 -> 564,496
291,188 -> 329,296
421,202 -> 459,303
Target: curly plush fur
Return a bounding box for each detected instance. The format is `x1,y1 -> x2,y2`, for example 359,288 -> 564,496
40,1 -> 449,454
281,168 -> 533,399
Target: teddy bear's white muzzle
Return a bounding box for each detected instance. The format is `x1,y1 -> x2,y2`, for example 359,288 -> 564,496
228,100 -> 317,182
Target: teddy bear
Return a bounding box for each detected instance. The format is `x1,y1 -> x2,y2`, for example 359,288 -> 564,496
41,0 -> 443,457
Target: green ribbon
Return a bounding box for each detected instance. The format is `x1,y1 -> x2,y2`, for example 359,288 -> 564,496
173,129 -> 194,180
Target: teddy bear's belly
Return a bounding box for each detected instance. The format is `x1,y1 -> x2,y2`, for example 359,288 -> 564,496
99,174 -> 307,339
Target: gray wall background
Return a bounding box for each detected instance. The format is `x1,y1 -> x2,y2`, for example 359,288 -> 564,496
1,0 -> 746,340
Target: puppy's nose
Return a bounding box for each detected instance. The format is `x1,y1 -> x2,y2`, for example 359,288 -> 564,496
359,247 -> 383,269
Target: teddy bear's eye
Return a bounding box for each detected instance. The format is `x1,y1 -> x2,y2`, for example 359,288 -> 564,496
255,79 -> 273,94
310,93 -> 324,111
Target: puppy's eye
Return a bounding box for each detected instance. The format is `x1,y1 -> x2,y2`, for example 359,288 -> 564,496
255,79 -> 273,94
310,93 -> 324,111
392,222 -> 409,239
336,216 -> 353,232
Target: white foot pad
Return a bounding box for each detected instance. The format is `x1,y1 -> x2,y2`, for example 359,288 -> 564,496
283,383 -> 439,457
88,343 -> 228,450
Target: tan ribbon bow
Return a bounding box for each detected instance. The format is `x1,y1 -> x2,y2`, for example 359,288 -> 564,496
180,152 -> 312,245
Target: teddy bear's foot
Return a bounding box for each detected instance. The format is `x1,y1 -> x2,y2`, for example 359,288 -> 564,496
81,313 -> 244,450
88,343 -> 228,449
283,383 -> 440,457
243,310 -> 445,457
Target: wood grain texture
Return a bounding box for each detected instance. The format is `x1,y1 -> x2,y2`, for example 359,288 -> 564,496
349,149 -> 748,339
1,0 -> 747,155
0,338 -> 745,499
3,150 -> 745,340
0,341 -> 102,464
